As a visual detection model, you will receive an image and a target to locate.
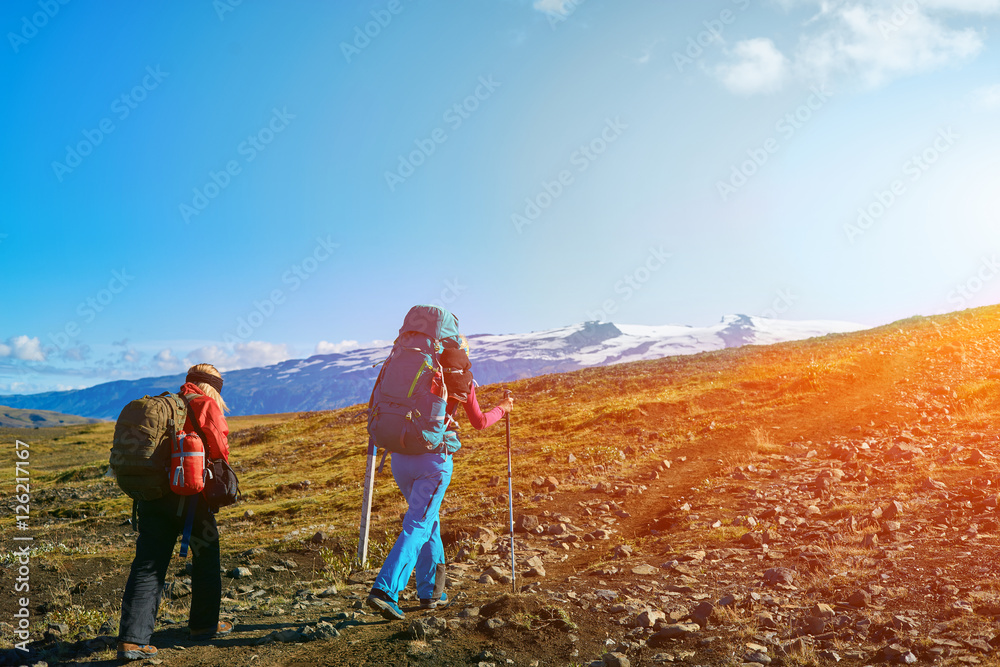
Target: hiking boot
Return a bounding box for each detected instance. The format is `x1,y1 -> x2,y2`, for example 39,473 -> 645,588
117,642 -> 157,661
419,592 -> 448,609
190,620 -> 234,641
367,588 -> 405,620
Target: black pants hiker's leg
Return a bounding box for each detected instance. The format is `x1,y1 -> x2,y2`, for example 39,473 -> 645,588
188,500 -> 221,631
118,498 -> 180,645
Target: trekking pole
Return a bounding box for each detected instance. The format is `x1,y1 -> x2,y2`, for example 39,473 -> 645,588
505,390 -> 515,594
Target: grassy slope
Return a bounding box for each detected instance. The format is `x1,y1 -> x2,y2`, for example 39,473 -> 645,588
6,305 -> 1000,561
0,406 -> 103,428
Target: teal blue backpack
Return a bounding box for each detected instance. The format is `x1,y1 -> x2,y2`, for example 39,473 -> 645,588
367,305 -> 464,455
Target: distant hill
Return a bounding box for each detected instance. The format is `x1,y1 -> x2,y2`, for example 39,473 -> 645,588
0,314 -> 864,419
0,406 -> 104,428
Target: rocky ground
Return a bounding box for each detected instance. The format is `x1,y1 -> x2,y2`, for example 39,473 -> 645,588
5,310 -> 1000,666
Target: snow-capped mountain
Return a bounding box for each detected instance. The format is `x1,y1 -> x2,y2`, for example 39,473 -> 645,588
1,315 -> 864,419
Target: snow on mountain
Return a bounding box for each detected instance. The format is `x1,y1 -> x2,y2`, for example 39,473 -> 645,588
0,315 -> 865,419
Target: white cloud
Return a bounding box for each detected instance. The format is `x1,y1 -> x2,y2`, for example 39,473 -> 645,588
716,38 -> 791,95
715,1 -> 984,94
154,348 -> 184,372
315,339 -> 361,355
61,345 -> 91,361
0,336 -> 47,362
121,347 -> 142,364
970,83 -> 1000,111
533,0 -> 573,15
919,0 -> 1000,12
185,341 -> 291,372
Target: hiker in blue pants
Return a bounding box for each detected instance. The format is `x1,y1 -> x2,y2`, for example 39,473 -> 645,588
367,331 -> 513,620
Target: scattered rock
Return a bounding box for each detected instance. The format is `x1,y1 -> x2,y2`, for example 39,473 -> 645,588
762,568 -> 795,587
879,643 -> 917,664
602,652 -> 630,667
848,589 -> 871,608
634,609 -> 666,628
648,623 -> 700,646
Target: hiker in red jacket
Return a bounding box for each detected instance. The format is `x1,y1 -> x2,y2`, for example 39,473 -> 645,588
117,364 -> 233,661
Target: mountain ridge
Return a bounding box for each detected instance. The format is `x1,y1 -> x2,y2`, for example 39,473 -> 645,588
3,314 -> 864,418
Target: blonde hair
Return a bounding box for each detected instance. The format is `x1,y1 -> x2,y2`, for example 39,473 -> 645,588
187,363 -> 229,413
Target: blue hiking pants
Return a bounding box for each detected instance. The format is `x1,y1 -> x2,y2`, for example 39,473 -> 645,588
372,451 -> 452,602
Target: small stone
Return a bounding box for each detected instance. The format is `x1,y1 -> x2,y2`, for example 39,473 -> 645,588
762,568 -> 795,586
274,628 -> 303,642
883,500 -> 904,520
228,567 -> 252,579
309,621 -> 339,640
689,601 -> 714,628
880,643 -> 917,664
516,514 -> 539,533
810,603 -> 835,619
848,589 -> 871,608
613,544 -> 634,559
408,619 -> 428,640
648,623 -> 700,646
634,609 -> 666,628
743,650 -> 771,665
602,652 -> 630,667
631,564 -> 658,576
483,617 -> 505,631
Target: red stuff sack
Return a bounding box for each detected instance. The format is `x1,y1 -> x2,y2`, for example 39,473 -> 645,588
169,431 -> 207,495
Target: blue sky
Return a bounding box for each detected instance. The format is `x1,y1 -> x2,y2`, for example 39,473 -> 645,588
3,0 -> 1000,394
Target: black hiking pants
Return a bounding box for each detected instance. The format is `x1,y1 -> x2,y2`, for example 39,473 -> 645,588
118,493 -> 221,645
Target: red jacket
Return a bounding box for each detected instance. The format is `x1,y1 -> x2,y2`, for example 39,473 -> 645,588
459,385 -> 505,430
179,382 -> 229,462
